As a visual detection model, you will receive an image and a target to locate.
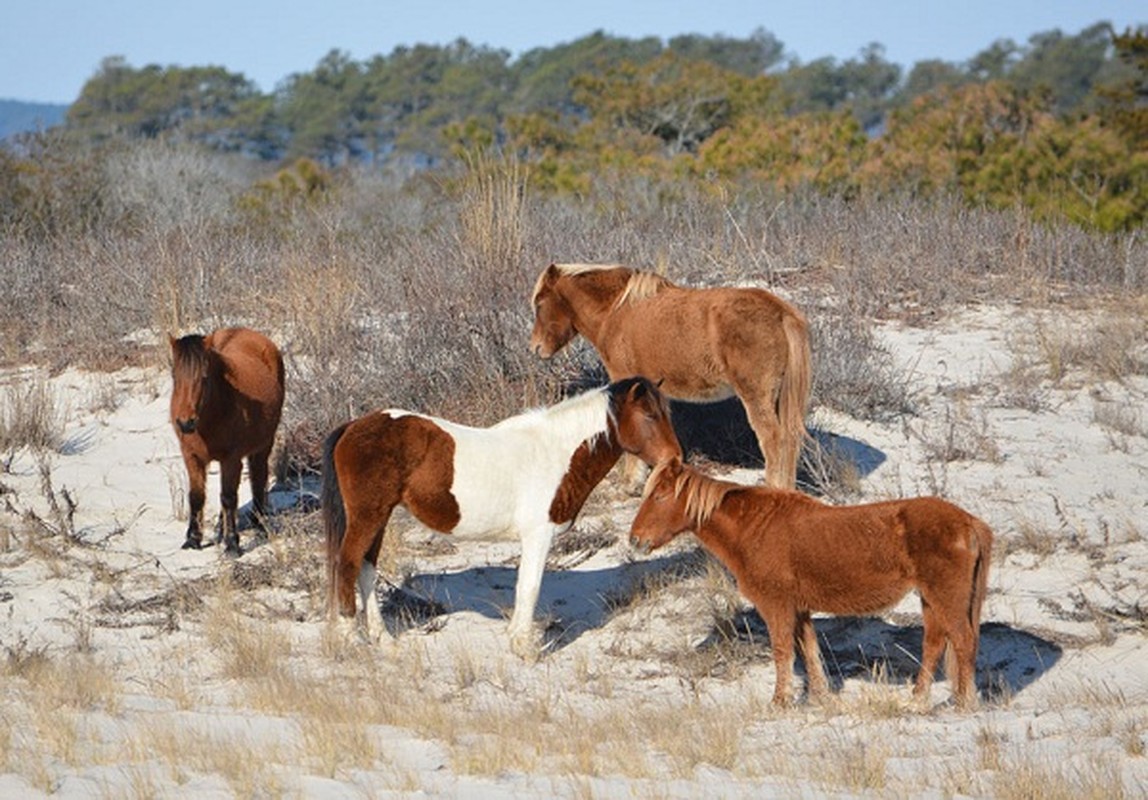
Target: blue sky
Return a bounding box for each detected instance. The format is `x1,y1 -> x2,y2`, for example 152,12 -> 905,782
2,1 -> 1143,104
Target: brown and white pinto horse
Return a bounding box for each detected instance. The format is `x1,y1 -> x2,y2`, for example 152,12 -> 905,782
322,376 -> 682,659
169,327 -> 285,556
630,458 -> 992,708
530,263 -> 811,489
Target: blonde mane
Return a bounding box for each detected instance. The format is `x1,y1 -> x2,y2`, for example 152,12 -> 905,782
644,461 -> 734,526
532,263 -> 674,309
614,270 -> 673,309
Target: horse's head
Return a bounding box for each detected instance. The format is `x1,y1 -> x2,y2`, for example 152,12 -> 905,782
169,333 -> 211,436
529,264 -> 578,358
608,376 -> 682,465
629,457 -> 691,554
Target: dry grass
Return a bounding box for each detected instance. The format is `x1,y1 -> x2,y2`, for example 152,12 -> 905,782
0,371 -> 67,455
1006,308 -> 1148,388
912,400 -> 1004,465
992,753 -> 1127,800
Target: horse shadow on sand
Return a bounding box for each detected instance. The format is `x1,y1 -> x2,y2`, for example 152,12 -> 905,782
694,609 -> 1061,705
374,550 -> 699,650
668,397 -> 886,490
220,475 -> 321,555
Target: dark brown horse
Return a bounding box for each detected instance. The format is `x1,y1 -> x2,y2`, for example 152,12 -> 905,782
322,376 -> 682,659
630,458 -> 992,708
530,263 -> 812,489
169,327 -> 285,556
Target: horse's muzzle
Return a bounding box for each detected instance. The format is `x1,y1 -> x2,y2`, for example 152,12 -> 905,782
529,338 -> 553,359
176,418 -> 197,434
629,536 -> 652,556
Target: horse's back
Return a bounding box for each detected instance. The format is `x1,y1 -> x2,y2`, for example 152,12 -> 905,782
210,327 -> 285,408
603,284 -> 803,395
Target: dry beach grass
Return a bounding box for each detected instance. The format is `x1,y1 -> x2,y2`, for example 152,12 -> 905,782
1,148 -> 1146,796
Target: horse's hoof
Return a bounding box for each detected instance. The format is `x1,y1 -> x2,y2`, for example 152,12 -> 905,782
510,631 -> 542,663
181,538 -> 202,550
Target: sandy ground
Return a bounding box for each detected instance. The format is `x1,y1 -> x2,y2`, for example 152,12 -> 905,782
1,304 -> 1146,798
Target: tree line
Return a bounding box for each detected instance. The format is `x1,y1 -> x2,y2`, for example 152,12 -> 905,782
7,22 -> 1148,231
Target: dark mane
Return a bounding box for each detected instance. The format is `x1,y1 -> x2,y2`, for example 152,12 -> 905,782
606,376 -> 671,419
171,334 -> 209,382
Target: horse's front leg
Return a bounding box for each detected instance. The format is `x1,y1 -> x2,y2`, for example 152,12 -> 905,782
218,457 -> 243,556
508,524 -> 557,661
181,451 -> 207,550
752,596 -> 797,707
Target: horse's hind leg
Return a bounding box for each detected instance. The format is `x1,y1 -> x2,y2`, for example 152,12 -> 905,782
943,613 -> 979,709
914,599 -> 946,704
218,457 -> 243,556
247,445 -> 273,531
356,533 -> 387,641
734,380 -> 789,489
796,610 -> 829,701
336,508 -> 395,641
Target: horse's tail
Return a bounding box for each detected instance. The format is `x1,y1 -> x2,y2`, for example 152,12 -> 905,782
944,515 -> 993,691
968,517 -> 993,656
777,310 -> 813,487
321,422 -> 351,618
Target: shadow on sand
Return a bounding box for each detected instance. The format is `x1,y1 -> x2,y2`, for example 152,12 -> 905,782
695,609 -> 1061,705
669,397 -> 886,489
376,550 -> 704,648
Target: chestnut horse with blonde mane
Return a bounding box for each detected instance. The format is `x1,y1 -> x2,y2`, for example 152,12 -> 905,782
169,327 -> 285,556
322,376 -> 682,659
630,458 -> 992,708
530,263 -> 811,489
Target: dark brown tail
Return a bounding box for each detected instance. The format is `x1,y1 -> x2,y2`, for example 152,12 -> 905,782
321,422 -> 351,617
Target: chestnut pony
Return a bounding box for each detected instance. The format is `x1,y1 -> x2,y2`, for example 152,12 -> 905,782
630,459 -> 992,708
530,263 -> 811,489
169,328 -> 285,556
322,376 -> 682,659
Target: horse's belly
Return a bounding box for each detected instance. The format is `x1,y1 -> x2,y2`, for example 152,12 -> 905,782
803,577 -> 913,616
661,380 -> 737,404
447,506 -> 519,541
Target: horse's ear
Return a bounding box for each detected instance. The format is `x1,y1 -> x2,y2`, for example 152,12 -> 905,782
168,334 -> 178,351
628,378 -> 649,401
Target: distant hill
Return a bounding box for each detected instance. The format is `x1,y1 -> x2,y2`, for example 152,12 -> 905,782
0,99 -> 68,141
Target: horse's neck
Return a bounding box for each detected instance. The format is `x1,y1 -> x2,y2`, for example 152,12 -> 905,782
566,275 -> 629,345
548,434 -> 623,524
694,488 -> 783,571
516,391 -> 613,457
200,354 -> 234,415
